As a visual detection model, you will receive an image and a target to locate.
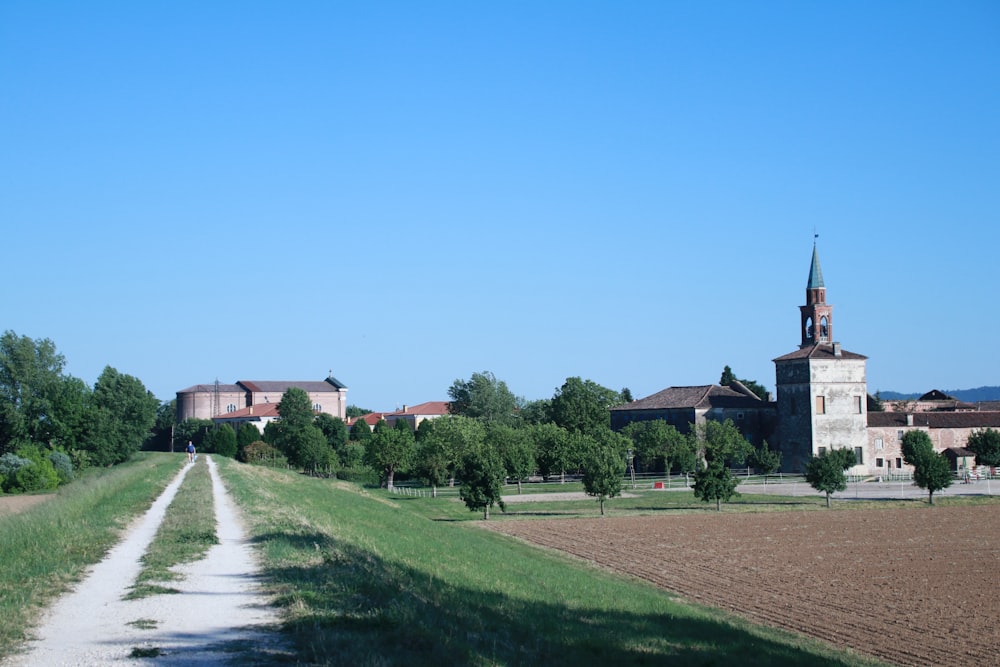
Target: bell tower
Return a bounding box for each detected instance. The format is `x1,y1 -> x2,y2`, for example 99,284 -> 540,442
799,241 -> 832,347
774,240 -> 868,473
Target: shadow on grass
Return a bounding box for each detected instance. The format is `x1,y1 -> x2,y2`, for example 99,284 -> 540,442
250,530 -> 868,667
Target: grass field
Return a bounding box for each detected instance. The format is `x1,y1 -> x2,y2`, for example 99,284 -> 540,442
218,459 -> 886,666
0,453 -> 182,657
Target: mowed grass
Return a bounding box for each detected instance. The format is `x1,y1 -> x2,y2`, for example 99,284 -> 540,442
0,453 -> 183,657
218,458 -> 885,666
127,458 -> 218,599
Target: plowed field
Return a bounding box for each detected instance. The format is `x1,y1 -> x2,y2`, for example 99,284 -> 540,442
485,505 -> 999,667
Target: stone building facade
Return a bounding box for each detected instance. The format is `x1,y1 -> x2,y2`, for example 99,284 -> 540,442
176,376 -> 348,422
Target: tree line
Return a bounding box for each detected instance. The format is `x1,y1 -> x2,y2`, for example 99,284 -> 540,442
0,331 -> 160,493
183,371 -> 788,517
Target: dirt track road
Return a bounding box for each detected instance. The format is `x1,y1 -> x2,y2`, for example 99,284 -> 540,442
5,456 -> 287,667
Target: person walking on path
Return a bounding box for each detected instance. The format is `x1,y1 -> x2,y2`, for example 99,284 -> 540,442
186,440 -> 196,463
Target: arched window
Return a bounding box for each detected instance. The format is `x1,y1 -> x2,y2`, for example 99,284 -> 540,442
804,317 -> 813,340
313,403 -> 322,412
227,404 -> 237,413
819,316 -> 829,341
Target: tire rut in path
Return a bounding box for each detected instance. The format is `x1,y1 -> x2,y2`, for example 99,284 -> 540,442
6,456 -> 288,667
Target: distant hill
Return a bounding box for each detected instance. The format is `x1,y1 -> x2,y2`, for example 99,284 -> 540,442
876,386 -> 1000,402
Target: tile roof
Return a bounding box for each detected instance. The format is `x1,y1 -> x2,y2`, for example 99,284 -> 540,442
238,380 -> 345,393
387,401 -> 451,416
611,385 -> 766,412
347,412 -> 387,427
213,403 -> 281,420
773,344 -> 867,362
177,383 -> 242,394
868,412 -> 1000,429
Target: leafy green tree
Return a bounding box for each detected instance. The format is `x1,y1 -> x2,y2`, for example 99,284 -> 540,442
174,418 -> 213,451
271,388 -> 332,473
485,422 -> 535,493
447,371 -> 521,424
277,387 -> 315,429
315,413 -> 349,452
297,426 -> 335,475
236,422 -> 261,460
519,399 -> 551,425
749,441 -> 782,481
697,419 -> 753,467
693,460 -> 740,511
345,405 -> 372,418
622,420 -> 693,473
549,377 -> 620,434
459,446 -> 506,520
416,416 -> 485,492
902,431 -> 953,505
340,442 -> 366,469
0,331 -> 68,453
83,366 -> 160,466
349,418 -> 373,443
581,430 -> 627,515
530,422 -> 573,482
804,448 -> 856,507
145,400 -> 176,452
966,428 -> 1000,468
620,387 -> 634,404
47,376 -> 92,454
204,424 -> 238,458
365,419 -> 415,489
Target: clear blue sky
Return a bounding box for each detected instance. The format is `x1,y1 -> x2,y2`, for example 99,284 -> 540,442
2,1 -> 998,410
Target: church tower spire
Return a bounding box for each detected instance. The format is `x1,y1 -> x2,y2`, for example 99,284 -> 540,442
799,241 -> 832,347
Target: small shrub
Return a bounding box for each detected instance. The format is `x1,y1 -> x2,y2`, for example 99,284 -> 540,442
69,448 -> 93,471
48,451 -> 74,484
242,440 -> 287,467
0,453 -> 31,492
12,461 -> 60,493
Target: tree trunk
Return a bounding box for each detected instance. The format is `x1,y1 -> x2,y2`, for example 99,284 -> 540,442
716,497 -> 721,511
432,484 -> 437,498
826,492 -> 831,508
929,491 -> 935,506
386,469 -> 395,490
483,505 -> 490,520
600,498 -> 605,515
517,479 -> 523,494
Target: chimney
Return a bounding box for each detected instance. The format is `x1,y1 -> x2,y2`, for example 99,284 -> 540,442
906,414 -> 914,426
249,406 -> 253,415
832,342 -> 842,357
402,404 -> 408,413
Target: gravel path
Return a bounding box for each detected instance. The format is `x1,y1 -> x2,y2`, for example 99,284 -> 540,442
6,456 -> 288,666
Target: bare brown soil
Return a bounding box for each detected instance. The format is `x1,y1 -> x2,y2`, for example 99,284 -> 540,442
485,505 -> 1000,667
0,494 -> 52,516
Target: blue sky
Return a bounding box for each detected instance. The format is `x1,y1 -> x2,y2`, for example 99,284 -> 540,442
2,1 -> 998,410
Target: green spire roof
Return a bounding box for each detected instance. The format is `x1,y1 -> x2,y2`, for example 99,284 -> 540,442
807,242 -> 824,289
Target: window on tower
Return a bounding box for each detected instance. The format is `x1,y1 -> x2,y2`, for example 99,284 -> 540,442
819,316 -> 829,341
